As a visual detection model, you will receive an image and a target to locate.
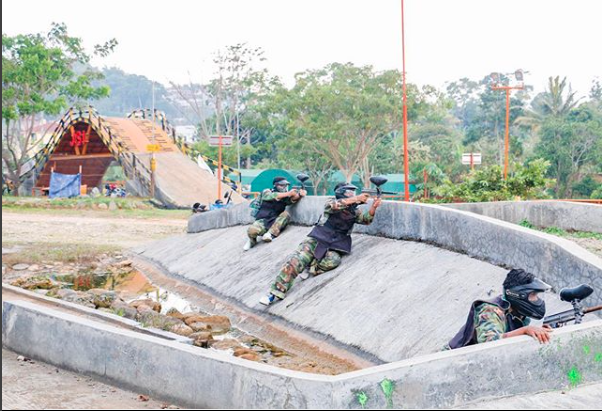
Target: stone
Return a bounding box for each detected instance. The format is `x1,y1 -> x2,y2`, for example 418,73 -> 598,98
110,302 -> 137,319
12,264 -> 30,271
183,315 -> 231,334
87,289 -> 118,308
169,323 -> 194,337
166,308 -> 185,321
129,299 -> 161,313
56,289 -> 77,299
11,276 -> 58,290
97,203 -> 108,210
190,332 -> 214,348
188,322 -> 212,332
108,201 -> 118,211
208,339 -> 241,351
28,264 -> 41,272
233,348 -> 260,362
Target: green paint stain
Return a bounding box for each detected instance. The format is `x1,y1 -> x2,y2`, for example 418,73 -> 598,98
567,367 -> 582,388
380,379 -> 395,409
355,391 -> 368,409
583,345 -> 591,355
595,353 -> 602,363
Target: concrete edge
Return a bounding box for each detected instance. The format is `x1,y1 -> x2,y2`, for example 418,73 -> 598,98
3,298 -> 601,408
1,283 -> 190,343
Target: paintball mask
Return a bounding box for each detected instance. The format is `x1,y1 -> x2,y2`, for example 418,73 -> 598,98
334,183 -> 359,200
504,277 -> 551,320
273,177 -> 290,193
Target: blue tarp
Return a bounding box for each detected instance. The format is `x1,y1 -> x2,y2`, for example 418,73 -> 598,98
49,172 -> 81,199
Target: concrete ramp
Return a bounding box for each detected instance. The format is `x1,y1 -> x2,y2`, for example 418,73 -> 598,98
135,198 -> 601,364
136,226 -> 571,364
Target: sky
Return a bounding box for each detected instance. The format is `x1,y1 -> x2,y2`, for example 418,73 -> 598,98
2,0 -> 602,98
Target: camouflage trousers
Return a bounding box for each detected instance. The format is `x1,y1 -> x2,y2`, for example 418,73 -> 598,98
270,237 -> 342,299
247,211 -> 291,242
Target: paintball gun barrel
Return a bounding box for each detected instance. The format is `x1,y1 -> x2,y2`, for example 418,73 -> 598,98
543,284 -> 602,328
361,176 -> 396,198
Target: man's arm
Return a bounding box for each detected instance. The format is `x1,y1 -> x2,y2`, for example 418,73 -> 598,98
474,304 -> 508,343
475,304 -> 552,344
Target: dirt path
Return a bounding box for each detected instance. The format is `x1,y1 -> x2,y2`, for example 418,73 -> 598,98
2,210 -> 187,249
2,349 -> 172,410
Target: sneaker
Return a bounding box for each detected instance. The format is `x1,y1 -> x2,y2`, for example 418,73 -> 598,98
299,271 -> 310,280
243,239 -> 255,251
262,232 -> 274,242
259,293 -> 278,306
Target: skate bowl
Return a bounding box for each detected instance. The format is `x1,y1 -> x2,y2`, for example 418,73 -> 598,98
3,198 -> 602,408
443,200 -> 602,233
132,197 -> 601,362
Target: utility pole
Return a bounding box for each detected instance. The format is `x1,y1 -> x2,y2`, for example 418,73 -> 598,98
491,70 -> 524,180
400,0 -> 410,201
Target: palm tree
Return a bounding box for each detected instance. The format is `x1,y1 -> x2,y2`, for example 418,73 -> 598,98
515,76 -> 579,131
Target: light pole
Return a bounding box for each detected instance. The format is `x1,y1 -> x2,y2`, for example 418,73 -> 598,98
491,70 -> 524,180
400,0 -> 410,201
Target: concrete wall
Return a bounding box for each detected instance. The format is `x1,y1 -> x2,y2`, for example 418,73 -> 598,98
3,299 -> 601,409
188,197 -> 602,309
443,201 -> 602,233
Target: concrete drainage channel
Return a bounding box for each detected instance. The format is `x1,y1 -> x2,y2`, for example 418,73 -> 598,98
2,287 -> 601,408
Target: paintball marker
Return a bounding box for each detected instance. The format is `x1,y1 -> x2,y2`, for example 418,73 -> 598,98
361,176 -> 397,198
292,173 -> 310,194
543,284 -> 602,328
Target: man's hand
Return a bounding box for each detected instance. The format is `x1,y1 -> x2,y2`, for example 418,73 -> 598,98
370,198 -> 382,210
287,189 -> 299,197
522,325 -> 553,344
298,189 -> 307,197
356,193 -> 370,204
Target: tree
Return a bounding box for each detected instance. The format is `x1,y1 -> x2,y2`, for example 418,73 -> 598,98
279,63 -> 403,184
2,23 -> 116,194
170,43 -> 270,169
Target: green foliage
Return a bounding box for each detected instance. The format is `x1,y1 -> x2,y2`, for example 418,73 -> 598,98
519,219 -> 535,229
2,23 -> 116,192
430,160 -> 553,203
572,176 -> 600,199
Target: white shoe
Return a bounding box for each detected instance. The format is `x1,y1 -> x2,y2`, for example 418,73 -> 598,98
262,232 -> 274,242
243,239 -> 255,251
299,271 -> 310,280
259,293 -> 278,306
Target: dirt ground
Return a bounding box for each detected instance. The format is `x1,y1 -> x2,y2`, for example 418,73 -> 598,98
2,349 -> 173,410
2,210 -> 187,250
2,208 -> 187,409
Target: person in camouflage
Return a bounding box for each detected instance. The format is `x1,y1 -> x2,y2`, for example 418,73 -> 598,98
445,269 -> 553,350
244,176 -> 306,251
259,182 -> 382,306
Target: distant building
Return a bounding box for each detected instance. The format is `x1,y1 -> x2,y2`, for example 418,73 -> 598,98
175,125 -> 198,144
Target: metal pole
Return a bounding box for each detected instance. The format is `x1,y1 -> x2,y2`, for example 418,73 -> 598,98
150,82 -> 156,198
401,0 -> 410,202
218,135 -> 223,201
503,88 -> 510,180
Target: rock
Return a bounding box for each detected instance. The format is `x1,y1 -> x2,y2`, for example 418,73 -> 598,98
233,348 -> 260,362
28,264 -> 41,272
12,264 -> 30,271
188,322 -> 213,332
129,299 -> 161,313
190,331 -> 214,348
87,289 -> 118,308
116,260 -> 132,268
169,323 -> 194,337
110,302 -> 137,319
137,311 -> 181,331
11,276 -> 58,290
61,291 -> 95,308
90,187 -> 101,198
208,339 -> 241,351
109,201 -> 118,211
184,315 -> 231,334
166,308 -> 185,321
97,203 -> 108,210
